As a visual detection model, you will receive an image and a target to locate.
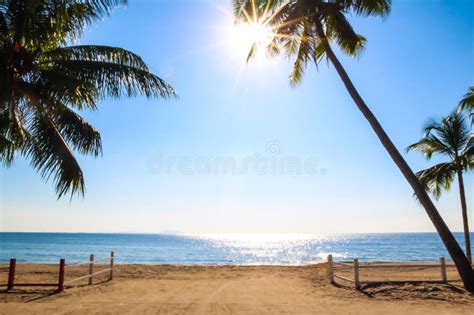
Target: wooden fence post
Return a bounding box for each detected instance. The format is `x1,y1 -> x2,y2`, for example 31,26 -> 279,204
327,254 -> 334,283
354,258 -> 360,289
58,259 -> 65,292
88,254 -> 94,285
109,251 -> 114,281
439,257 -> 447,283
7,258 -> 16,291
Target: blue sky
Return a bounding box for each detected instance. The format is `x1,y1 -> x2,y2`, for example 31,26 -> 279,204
1,0 -> 473,233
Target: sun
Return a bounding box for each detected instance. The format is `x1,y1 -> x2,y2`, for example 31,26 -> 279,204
228,21 -> 274,60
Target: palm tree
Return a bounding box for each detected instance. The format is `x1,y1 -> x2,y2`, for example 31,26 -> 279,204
0,0 -> 176,198
407,112 -> 473,262
233,0 -> 474,290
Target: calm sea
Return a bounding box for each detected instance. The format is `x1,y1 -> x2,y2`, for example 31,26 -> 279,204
0,232 -> 471,264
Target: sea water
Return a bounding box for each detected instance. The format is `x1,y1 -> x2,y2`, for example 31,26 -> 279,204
0,232 -> 471,264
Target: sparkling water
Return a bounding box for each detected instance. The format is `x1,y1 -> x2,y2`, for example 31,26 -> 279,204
0,232 -> 470,264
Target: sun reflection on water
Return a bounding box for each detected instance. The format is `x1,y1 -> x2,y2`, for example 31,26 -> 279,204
188,234 -> 351,265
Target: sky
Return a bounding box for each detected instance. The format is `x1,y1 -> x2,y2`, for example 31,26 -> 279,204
1,0 -> 473,234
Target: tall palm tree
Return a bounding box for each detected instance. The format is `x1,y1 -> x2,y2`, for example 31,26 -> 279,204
233,0 -> 474,290
0,0 -> 175,198
407,112 -> 473,262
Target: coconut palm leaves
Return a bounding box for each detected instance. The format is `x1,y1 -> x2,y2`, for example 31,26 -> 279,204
407,113 -> 474,189
0,0 -> 176,198
407,112 -> 473,261
233,0 -> 389,84
407,113 -> 473,197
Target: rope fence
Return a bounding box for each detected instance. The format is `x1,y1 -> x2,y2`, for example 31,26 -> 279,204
2,251 -> 114,292
64,252 -> 114,287
327,254 -> 473,289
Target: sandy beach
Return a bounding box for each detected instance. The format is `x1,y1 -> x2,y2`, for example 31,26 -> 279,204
0,263 -> 473,314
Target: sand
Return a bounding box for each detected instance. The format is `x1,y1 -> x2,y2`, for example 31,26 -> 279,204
1,263 -> 473,314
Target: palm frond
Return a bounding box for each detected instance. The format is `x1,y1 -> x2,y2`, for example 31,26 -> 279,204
43,45 -> 150,71
322,7 -> 366,56
34,70 -> 99,110
416,162 -> 456,199
463,134 -> 474,157
0,102 -> 29,165
246,42 -> 258,62
0,134 -> 15,165
266,36 -> 281,58
25,111 -> 84,198
283,33 -> 301,58
340,0 -> 391,18
406,136 -> 452,159
47,60 -> 176,99
289,21 -> 314,85
233,0 -> 284,21
458,86 -> 474,114
55,107 -> 102,157
458,154 -> 474,172
5,0 -> 127,49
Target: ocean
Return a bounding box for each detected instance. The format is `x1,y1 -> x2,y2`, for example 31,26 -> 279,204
0,232 -> 471,264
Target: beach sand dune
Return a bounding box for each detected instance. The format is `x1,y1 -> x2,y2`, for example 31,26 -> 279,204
1,264 -> 473,314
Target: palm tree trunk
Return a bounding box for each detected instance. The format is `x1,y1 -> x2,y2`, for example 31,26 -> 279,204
315,26 -> 474,291
457,170 -> 471,263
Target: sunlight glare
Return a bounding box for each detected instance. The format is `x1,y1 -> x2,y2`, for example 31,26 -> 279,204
228,22 -> 274,61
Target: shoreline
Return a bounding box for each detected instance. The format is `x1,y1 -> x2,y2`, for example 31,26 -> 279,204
0,259 -> 467,265
1,263 -> 473,314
